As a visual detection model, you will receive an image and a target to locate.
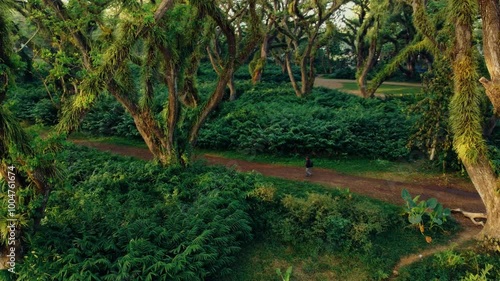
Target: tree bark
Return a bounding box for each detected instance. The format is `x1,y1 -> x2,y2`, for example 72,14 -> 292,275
453,0 -> 500,239
463,155 -> 500,237
252,34 -> 271,84
285,52 -> 302,97
228,74 -> 237,101
358,37 -> 378,98
476,0 -> 500,239
189,6 -> 237,145
107,81 -> 173,165
478,0 -> 500,113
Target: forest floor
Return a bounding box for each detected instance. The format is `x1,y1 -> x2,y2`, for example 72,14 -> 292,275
72,139 -> 484,276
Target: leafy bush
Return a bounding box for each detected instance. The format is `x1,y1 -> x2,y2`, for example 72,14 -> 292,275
401,188 -> 451,242
6,83 -> 59,125
80,95 -> 141,138
248,185 -> 401,253
396,248 -> 500,281
199,83 -> 413,159
14,145 -> 254,281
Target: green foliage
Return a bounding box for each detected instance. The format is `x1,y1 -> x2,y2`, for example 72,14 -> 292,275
6,83 -> 59,126
249,185 -> 401,253
243,178 -> 448,280
14,145 -> 254,280
401,188 -> 451,241
81,95 -> 141,138
396,248 -> 500,281
275,266 -> 293,281
408,57 -> 458,170
198,82 -> 413,159
449,0 -> 485,165
461,264 -> 494,281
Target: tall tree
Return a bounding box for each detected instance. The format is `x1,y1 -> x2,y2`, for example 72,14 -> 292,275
248,0 -> 281,84
337,0 -> 419,98
474,0 -> 500,238
276,0 -> 347,97
31,0 -> 260,166
405,0 -> 500,239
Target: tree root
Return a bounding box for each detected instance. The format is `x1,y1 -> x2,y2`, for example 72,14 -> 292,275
451,208 -> 487,226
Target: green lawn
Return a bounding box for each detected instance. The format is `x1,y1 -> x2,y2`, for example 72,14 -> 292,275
338,81 -> 422,96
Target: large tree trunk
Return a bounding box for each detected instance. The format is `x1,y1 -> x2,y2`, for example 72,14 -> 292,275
479,0 -> 500,112
463,156 -> 500,237
108,81 -> 174,165
298,51 -> 315,96
228,74 -> 237,101
476,0 -> 500,239
452,0 -> 500,239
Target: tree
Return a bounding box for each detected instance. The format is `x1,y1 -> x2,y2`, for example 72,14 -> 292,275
248,0 -> 281,84
405,0 -> 500,239
337,0 -> 420,98
276,0 -> 347,97
205,0 -> 261,100
28,0 -> 260,166
1,0 -> 61,269
473,0 -> 500,238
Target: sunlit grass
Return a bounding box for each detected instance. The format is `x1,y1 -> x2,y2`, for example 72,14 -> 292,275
338,81 -> 422,96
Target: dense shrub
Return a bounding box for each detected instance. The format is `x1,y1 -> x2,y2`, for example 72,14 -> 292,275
6,83 -> 59,125
198,84 -> 413,159
81,95 -> 141,138
248,184 -> 402,253
15,145 -> 254,281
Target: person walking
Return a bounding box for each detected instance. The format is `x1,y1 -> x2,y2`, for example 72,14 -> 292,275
305,156 -> 313,177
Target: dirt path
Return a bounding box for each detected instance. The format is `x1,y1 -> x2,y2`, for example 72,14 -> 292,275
72,140 -> 484,273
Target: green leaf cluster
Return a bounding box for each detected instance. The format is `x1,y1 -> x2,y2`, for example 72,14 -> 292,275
401,188 -> 451,234
14,145 -> 254,280
396,248 -> 500,281
198,82 -> 413,159
249,185 -> 401,253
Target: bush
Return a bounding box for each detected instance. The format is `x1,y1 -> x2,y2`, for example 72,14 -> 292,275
248,185 -> 401,253
15,145 -> 254,281
6,83 -> 59,125
80,95 -> 141,138
198,83 -> 413,159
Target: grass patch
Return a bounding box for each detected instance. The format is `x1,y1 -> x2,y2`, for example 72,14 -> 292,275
227,239 -> 373,281
338,81 -> 422,96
